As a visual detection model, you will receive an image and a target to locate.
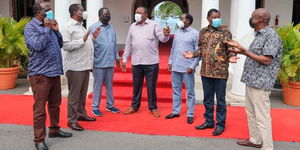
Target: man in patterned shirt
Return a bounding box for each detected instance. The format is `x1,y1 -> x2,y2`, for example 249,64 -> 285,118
122,7 -> 170,118
184,9 -> 238,136
226,8 -> 282,150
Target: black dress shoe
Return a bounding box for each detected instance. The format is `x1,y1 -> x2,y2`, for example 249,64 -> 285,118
165,113 -> 180,119
35,142 -> 48,150
187,117 -> 194,124
49,130 -> 73,138
78,116 -> 96,121
212,127 -> 224,136
67,122 -> 84,131
195,123 -> 214,130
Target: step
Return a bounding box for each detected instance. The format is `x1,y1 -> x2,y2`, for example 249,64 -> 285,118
88,86 -> 187,103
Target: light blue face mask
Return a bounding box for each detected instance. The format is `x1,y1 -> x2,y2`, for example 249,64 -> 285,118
212,18 -> 222,28
45,10 -> 54,20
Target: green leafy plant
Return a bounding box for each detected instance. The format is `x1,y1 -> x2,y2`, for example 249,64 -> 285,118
276,23 -> 300,84
0,16 -> 30,69
157,1 -> 183,23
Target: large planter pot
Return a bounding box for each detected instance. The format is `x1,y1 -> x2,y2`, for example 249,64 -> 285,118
0,66 -> 20,90
282,81 -> 300,106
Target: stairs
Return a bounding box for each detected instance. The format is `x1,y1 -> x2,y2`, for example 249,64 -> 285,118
88,39 -> 188,103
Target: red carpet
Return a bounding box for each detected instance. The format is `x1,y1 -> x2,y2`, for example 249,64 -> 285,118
2,39 -> 299,142
0,94 -> 300,142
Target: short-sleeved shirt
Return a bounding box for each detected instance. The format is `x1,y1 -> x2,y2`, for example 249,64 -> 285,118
241,26 -> 282,91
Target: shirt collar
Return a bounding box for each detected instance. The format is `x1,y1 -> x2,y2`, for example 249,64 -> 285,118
256,26 -> 271,36
180,26 -> 191,32
135,18 -> 150,25
207,24 -> 222,31
99,21 -> 111,28
33,17 -> 44,26
70,18 -> 82,25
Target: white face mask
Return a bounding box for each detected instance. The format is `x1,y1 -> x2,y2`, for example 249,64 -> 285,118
177,21 -> 184,29
82,11 -> 88,20
135,14 -> 142,22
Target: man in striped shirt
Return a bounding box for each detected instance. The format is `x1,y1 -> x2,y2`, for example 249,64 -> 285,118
61,4 -> 96,132
122,7 -> 170,118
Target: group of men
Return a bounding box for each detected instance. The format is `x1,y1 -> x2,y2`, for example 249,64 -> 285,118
24,1 -> 282,150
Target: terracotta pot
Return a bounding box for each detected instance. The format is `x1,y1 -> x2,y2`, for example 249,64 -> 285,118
0,66 -> 20,90
282,81 -> 300,106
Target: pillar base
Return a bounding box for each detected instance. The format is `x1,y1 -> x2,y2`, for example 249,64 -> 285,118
227,91 -> 245,106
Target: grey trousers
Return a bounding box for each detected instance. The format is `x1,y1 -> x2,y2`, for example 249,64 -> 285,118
66,70 -> 90,123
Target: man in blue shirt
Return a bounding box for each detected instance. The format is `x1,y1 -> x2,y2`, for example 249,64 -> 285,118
24,1 -> 72,150
89,8 -> 120,116
165,13 -> 200,124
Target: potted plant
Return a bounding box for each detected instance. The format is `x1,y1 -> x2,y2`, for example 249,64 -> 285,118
276,23 -> 300,106
0,16 -> 30,90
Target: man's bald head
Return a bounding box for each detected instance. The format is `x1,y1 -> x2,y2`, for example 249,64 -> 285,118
253,8 -> 271,25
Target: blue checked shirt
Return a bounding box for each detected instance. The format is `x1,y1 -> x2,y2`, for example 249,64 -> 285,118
24,18 -> 64,77
89,22 -> 120,68
169,27 -> 201,73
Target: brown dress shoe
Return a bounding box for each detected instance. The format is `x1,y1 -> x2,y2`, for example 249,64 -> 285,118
151,110 -> 160,118
123,108 -> 136,115
237,139 -> 262,148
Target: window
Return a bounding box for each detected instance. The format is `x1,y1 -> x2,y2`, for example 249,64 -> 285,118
12,0 -> 35,21
256,0 -> 264,9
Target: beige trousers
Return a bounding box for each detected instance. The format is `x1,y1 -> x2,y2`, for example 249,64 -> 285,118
245,85 -> 273,150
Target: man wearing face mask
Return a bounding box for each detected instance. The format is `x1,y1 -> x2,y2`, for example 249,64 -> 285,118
24,2 -> 72,150
165,13 -> 200,124
88,8 -> 121,116
122,6 -> 170,118
225,8 -> 282,150
61,3 -> 96,132
184,9 -> 238,136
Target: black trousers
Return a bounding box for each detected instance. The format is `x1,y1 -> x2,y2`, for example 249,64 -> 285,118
131,64 -> 159,111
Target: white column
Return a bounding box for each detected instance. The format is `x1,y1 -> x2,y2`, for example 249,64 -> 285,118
227,0 -> 255,106
87,0 -> 103,28
201,0 -> 219,28
70,0 -> 81,4
54,0 -> 71,30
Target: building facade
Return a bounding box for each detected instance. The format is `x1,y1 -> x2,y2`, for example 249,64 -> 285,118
0,0 -> 298,105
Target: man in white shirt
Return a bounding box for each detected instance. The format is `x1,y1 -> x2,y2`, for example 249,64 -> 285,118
61,3 -> 98,131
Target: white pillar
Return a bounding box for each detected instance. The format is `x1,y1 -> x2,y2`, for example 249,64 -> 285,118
54,0 -> 71,30
227,0 -> 255,106
201,0 -> 219,28
70,0 -> 81,4
87,0 -> 103,28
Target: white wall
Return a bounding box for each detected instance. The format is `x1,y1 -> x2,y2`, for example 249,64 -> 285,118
101,0 -> 294,44
104,0 -> 233,44
188,0 -> 202,31
0,0 -> 10,17
220,0 -> 231,27
104,0 -> 133,44
265,0 -> 293,26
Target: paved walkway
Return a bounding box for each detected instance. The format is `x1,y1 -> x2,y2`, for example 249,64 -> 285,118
0,124 -> 299,150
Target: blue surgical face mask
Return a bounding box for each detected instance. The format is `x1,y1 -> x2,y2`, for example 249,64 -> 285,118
212,18 -> 222,28
45,10 -> 54,20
